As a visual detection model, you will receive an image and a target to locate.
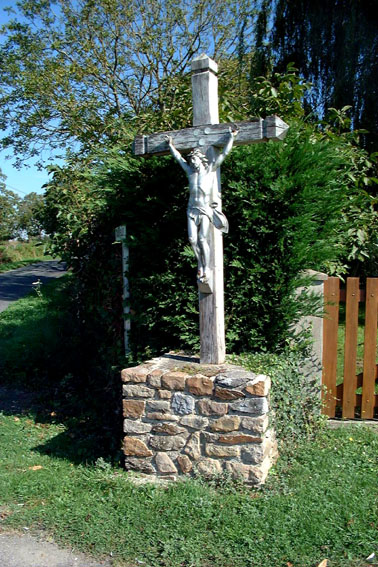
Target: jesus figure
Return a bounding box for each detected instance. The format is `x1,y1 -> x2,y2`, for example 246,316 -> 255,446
165,127 -> 238,284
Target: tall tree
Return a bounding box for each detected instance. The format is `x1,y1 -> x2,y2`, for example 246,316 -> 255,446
0,0 -> 256,165
269,0 -> 378,151
0,175 -> 20,241
16,192 -> 45,238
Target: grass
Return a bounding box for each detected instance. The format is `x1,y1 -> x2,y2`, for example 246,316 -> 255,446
336,304 -> 378,400
0,276 -> 73,385
0,239 -> 55,272
0,401 -> 376,567
0,277 -> 377,566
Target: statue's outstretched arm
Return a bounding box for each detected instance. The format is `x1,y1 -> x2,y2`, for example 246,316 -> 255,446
212,126 -> 239,170
165,136 -> 191,175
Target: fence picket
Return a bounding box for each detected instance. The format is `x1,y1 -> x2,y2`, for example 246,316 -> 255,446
361,278 -> 378,418
342,278 -> 360,418
322,278 -> 340,417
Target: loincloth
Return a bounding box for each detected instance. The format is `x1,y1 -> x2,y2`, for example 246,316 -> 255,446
187,204 -> 229,234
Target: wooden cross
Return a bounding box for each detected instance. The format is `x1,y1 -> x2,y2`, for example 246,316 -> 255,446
133,54 -> 288,365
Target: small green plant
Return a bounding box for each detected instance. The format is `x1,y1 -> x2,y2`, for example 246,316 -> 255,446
230,334 -> 326,445
32,278 -> 43,297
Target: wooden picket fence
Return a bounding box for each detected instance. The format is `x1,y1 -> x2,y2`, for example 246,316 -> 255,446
322,277 -> 378,419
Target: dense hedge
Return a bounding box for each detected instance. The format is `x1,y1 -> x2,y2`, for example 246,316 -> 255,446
43,121 -> 371,361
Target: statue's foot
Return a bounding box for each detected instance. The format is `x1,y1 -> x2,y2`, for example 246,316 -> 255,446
198,271 -> 209,284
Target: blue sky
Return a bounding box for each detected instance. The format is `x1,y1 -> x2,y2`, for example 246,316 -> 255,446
0,0 -> 58,196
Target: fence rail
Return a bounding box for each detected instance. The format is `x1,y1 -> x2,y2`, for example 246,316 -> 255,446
322,277 -> 378,419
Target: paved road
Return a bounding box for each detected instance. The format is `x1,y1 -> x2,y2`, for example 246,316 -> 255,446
0,533 -> 112,567
0,261 -> 67,313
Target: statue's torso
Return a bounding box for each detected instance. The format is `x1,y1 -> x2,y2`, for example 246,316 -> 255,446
187,167 -> 214,209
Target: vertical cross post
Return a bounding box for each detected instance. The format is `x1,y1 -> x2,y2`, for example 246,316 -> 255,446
191,55 -> 225,364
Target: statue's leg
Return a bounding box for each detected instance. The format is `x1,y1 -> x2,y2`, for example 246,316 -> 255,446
198,216 -> 210,281
187,215 -> 202,276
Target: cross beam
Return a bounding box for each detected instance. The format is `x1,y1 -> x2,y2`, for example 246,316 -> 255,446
133,117 -> 288,156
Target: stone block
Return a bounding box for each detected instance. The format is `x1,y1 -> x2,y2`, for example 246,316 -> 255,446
225,461 -> 252,481
122,400 -> 145,419
155,452 -> 178,474
122,384 -> 155,398
171,393 -> 195,415
158,390 -> 172,399
245,375 -> 271,397
161,371 -> 188,390
215,369 -> 251,388
121,366 -> 149,383
147,368 -> 164,388
249,456 -> 272,485
210,415 -> 240,432
214,387 -> 245,400
241,415 -> 269,435
152,423 -> 187,435
205,444 -> 240,458
184,431 -> 201,460
202,431 -> 219,443
149,435 -> 187,451
146,400 -> 170,413
241,439 -> 274,465
123,437 -> 153,457
196,458 -> 222,476
180,415 -> 209,429
146,413 -> 179,421
177,455 -> 193,474
124,457 -> 156,474
198,399 -> 228,416
123,420 -> 152,434
186,374 -> 214,396
230,397 -> 268,416
219,433 -> 263,445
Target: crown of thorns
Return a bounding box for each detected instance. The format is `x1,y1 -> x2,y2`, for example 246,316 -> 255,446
188,148 -> 208,165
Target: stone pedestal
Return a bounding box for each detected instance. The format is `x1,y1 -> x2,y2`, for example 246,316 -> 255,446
121,354 -> 277,484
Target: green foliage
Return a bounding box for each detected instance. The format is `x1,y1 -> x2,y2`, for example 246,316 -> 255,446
249,63 -> 312,118
16,192 -> 45,237
254,0 -> 378,151
0,238 -> 52,269
40,120 -> 373,364
230,337 -> 325,444
0,183 -> 20,241
0,0 -> 255,163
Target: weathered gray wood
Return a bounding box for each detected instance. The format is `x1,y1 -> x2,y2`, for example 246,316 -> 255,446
133,117 -> 288,156
191,55 -> 226,364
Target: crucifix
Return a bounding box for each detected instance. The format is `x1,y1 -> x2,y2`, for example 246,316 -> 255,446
133,54 -> 288,365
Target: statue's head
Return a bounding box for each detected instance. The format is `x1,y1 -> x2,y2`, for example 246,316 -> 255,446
188,148 -> 208,170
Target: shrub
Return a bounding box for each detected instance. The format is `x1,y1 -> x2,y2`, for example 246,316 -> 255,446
42,121 -> 372,361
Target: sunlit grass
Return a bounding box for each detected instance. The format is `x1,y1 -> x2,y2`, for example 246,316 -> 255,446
0,403 -> 376,567
0,239 -> 54,272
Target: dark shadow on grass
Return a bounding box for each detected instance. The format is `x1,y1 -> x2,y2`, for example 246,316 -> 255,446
0,277 -> 124,466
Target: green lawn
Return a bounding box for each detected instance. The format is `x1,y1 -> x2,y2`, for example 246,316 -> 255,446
336,304 -> 378,398
0,279 -> 377,567
0,395 -> 377,567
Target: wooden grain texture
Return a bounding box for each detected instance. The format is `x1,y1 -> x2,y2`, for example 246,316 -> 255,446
342,277 -> 360,418
133,117 -> 289,156
322,277 -> 340,417
361,278 -> 378,418
191,56 -> 225,364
